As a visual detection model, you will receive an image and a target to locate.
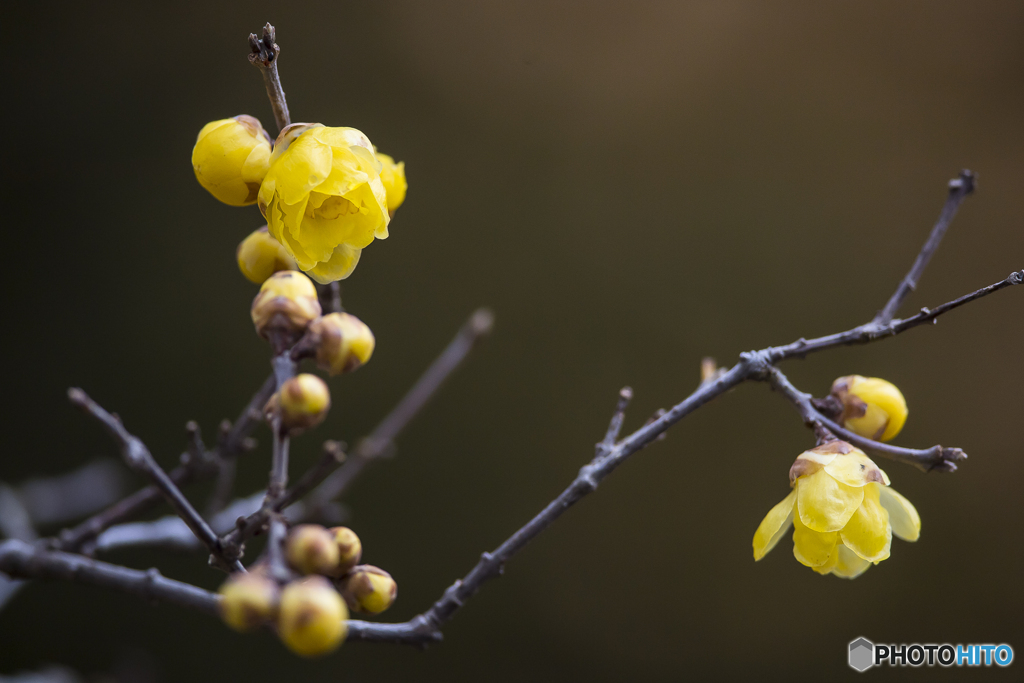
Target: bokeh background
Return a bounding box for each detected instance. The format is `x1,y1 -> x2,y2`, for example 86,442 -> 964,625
2,1 -> 1022,680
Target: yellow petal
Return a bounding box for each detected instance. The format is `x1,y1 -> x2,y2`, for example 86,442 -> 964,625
878,486 -> 920,542
792,513 -> 838,567
840,483 -> 891,563
752,490 -> 796,561
824,449 -> 890,487
306,244 -> 363,284
796,469 -> 864,533
831,542 -> 872,579
812,543 -> 840,575
272,133 -> 333,205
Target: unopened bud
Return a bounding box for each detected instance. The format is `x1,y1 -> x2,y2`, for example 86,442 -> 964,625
192,115 -> 272,206
277,576 -> 348,657
285,524 -> 340,575
237,226 -> 298,284
830,375 -> 908,442
305,313 -> 375,375
327,527 -> 362,577
265,374 -> 331,434
251,271 -> 321,345
338,565 -> 397,615
218,571 -> 280,632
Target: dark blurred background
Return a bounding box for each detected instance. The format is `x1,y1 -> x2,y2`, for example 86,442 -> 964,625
2,1 -> 1022,681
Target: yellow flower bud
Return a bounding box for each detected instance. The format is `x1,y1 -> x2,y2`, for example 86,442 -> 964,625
285,524 -> 341,575
192,115 -> 272,206
237,226 -> 299,284
250,271 -> 321,343
327,527 -> 362,577
218,571 -> 280,632
338,565 -> 397,615
752,441 -> 920,579
831,375 -> 908,442
258,124 -> 390,284
306,313 -> 375,375
278,576 -> 348,657
265,374 -> 331,434
376,151 -> 407,216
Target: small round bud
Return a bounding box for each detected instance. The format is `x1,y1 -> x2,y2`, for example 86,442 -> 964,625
218,571 -> 280,632
278,576 -> 348,657
338,565 -> 397,615
285,524 -> 340,575
251,271 -> 322,344
831,375 -> 908,442
376,151 -> 407,216
327,527 -> 362,577
237,226 -> 299,284
265,374 -> 331,434
306,313 -> 375,375
192,115 -> 272,206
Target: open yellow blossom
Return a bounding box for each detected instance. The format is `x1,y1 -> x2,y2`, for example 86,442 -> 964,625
831,375 -> 908,442
752,441 -> 920,579
258,124 -> 389,284
192,116 -> 272,206
376,151 -> 407,216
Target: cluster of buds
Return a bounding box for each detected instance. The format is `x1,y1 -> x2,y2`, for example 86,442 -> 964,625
753,375 -> 920,579
217,524 -> 395,657
284,524 -> 397,615
249,270 -> 375,372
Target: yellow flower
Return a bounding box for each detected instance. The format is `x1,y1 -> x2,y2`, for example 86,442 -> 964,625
258,124 -> 389,284
218,571 -> 280,632
237,226 -> 298,284
752,441 -> 920,579
376,151 -> 407,216
831,375 -> 908,441
192,116 -> 272,206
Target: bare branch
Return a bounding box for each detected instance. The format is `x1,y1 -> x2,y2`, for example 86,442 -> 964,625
874,170 -> 976,324
67,389 -> 243,572
768,269 -> 1023,363
248,23 -> 290,133
307,308 -> 494,507
55,374 -> 276,552
764,366 -> 966,472
0,539 -> 219,616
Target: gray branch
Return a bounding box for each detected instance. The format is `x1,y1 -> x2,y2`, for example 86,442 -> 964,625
874,170 -> 976,324
67,389 -> 243,573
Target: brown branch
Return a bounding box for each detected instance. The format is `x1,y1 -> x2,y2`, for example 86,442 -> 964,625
67,389 -> 244,573
874,170 -> 976,324
248,23 -> 290,134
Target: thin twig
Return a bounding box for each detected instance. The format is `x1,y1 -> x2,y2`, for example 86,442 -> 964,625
764,366 -> 966,472
67,390 -> 243,573
266,355 -> 298,504
308,308 -> 494,506
768,269 -> 1023,363
248,24 -> 290,134
598,387 -> 633,455
55,374 -> 276,552
874,170 -> 976,324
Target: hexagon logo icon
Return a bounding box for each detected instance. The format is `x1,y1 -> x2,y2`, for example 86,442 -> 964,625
849,637 -> 874,672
